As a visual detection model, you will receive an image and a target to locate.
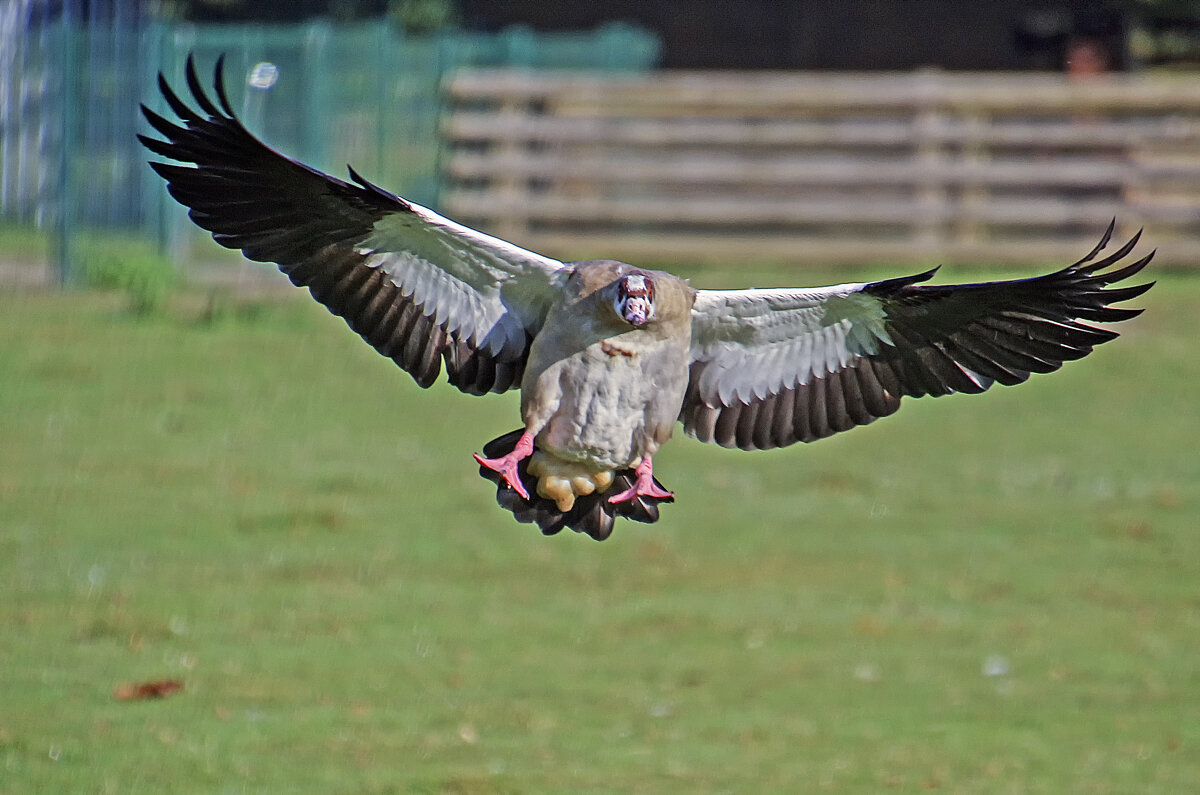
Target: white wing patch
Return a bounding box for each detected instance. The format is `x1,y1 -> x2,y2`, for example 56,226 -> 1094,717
357,199 -> 569,362
690,285 -> 894,406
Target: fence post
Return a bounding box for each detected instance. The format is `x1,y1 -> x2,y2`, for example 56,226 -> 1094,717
303,20 -> 333,171
957,110 -> 988,248
52,17 -> 78,287
502,25 -> 537,68
912,68 -> 947,258
491,85 -> 535,243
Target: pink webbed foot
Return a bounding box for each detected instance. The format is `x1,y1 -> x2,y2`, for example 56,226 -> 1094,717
608,456 -> 674,504
474,431 -> 534,500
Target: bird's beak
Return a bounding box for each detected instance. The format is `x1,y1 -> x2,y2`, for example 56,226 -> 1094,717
622,296 -> 653,326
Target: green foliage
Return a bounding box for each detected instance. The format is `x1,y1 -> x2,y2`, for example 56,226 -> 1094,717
388,0 -> 458,34
1,273 -> 1197,792
77,232 -> 177,316
0,222 -> 50,261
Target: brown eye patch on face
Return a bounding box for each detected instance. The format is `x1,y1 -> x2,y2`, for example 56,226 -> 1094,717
619,273 -> 654,302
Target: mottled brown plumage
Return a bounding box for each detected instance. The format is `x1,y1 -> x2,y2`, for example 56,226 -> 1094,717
522,262 -> 694,469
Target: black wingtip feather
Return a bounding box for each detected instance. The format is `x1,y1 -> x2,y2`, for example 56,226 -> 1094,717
212,55 -> 238,118
1090,251 -> 1154,288
1098,281 -> 1155,305
1078,228 -> 1143,275
347,164 -> 412,210
155,70 -> 200,125
183,54 -> 220,119
1073,218 -> 1117,266
863,265 -> 941,297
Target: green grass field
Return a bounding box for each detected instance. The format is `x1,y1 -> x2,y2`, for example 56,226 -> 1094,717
2,268 -> 1198,793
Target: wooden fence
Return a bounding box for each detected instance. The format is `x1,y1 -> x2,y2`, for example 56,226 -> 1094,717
442,70 -> 1200,267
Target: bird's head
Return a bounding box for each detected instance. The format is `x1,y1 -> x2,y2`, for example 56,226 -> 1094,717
613,273 -> 656,327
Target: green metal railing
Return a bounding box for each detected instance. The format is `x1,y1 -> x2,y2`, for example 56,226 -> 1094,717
1,18 -> 660,284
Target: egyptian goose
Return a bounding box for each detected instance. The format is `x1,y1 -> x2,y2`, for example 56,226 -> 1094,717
140,56 -> 1153,540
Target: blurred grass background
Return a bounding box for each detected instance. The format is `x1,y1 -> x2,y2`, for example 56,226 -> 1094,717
1,246 -> 1197,792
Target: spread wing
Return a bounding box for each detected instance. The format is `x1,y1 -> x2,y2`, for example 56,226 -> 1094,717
139,55 -> 569,395
682,224 -> 1153,450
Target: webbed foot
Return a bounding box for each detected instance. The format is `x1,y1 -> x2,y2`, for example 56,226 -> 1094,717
607,456 -> 674,504
474,430 -> 534,500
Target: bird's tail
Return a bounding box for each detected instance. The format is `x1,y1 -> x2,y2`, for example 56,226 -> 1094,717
478,429 -> 672,541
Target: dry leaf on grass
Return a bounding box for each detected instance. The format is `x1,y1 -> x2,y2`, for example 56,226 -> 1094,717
113,679 -> 185,701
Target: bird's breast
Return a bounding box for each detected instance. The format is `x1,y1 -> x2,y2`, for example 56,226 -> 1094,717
527,331 -> 689,472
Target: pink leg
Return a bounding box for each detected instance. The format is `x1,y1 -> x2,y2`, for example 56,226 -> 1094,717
474,431 -> 534,500
608,456 -> 674,504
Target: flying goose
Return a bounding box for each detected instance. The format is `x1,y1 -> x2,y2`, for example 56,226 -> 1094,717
140,56 -> 1153,541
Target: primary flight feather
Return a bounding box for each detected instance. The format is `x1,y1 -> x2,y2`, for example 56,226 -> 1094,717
141,55 -> 1153,540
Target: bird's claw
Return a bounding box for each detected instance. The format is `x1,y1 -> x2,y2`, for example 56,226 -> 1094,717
474,452 -> 530,500
607,479 -> 673,504
474,430 -> 535,500
607,457 -> 673,504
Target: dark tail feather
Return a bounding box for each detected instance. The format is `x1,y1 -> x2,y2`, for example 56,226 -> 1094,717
478,430 -> 672,541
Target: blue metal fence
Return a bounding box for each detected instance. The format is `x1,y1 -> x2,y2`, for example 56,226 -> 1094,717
0,7 -> 660,284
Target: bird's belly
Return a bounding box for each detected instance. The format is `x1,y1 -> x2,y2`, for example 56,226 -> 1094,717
537,346 -> 680,471
541,374 -> 649,470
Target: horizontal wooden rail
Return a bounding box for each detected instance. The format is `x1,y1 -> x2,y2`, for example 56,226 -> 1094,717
447,70 -> 1200,112
446,113 -> 1200,149
446,152 -> 1150,188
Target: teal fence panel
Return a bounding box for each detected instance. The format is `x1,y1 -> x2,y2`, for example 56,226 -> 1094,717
0,16 -> 660,284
